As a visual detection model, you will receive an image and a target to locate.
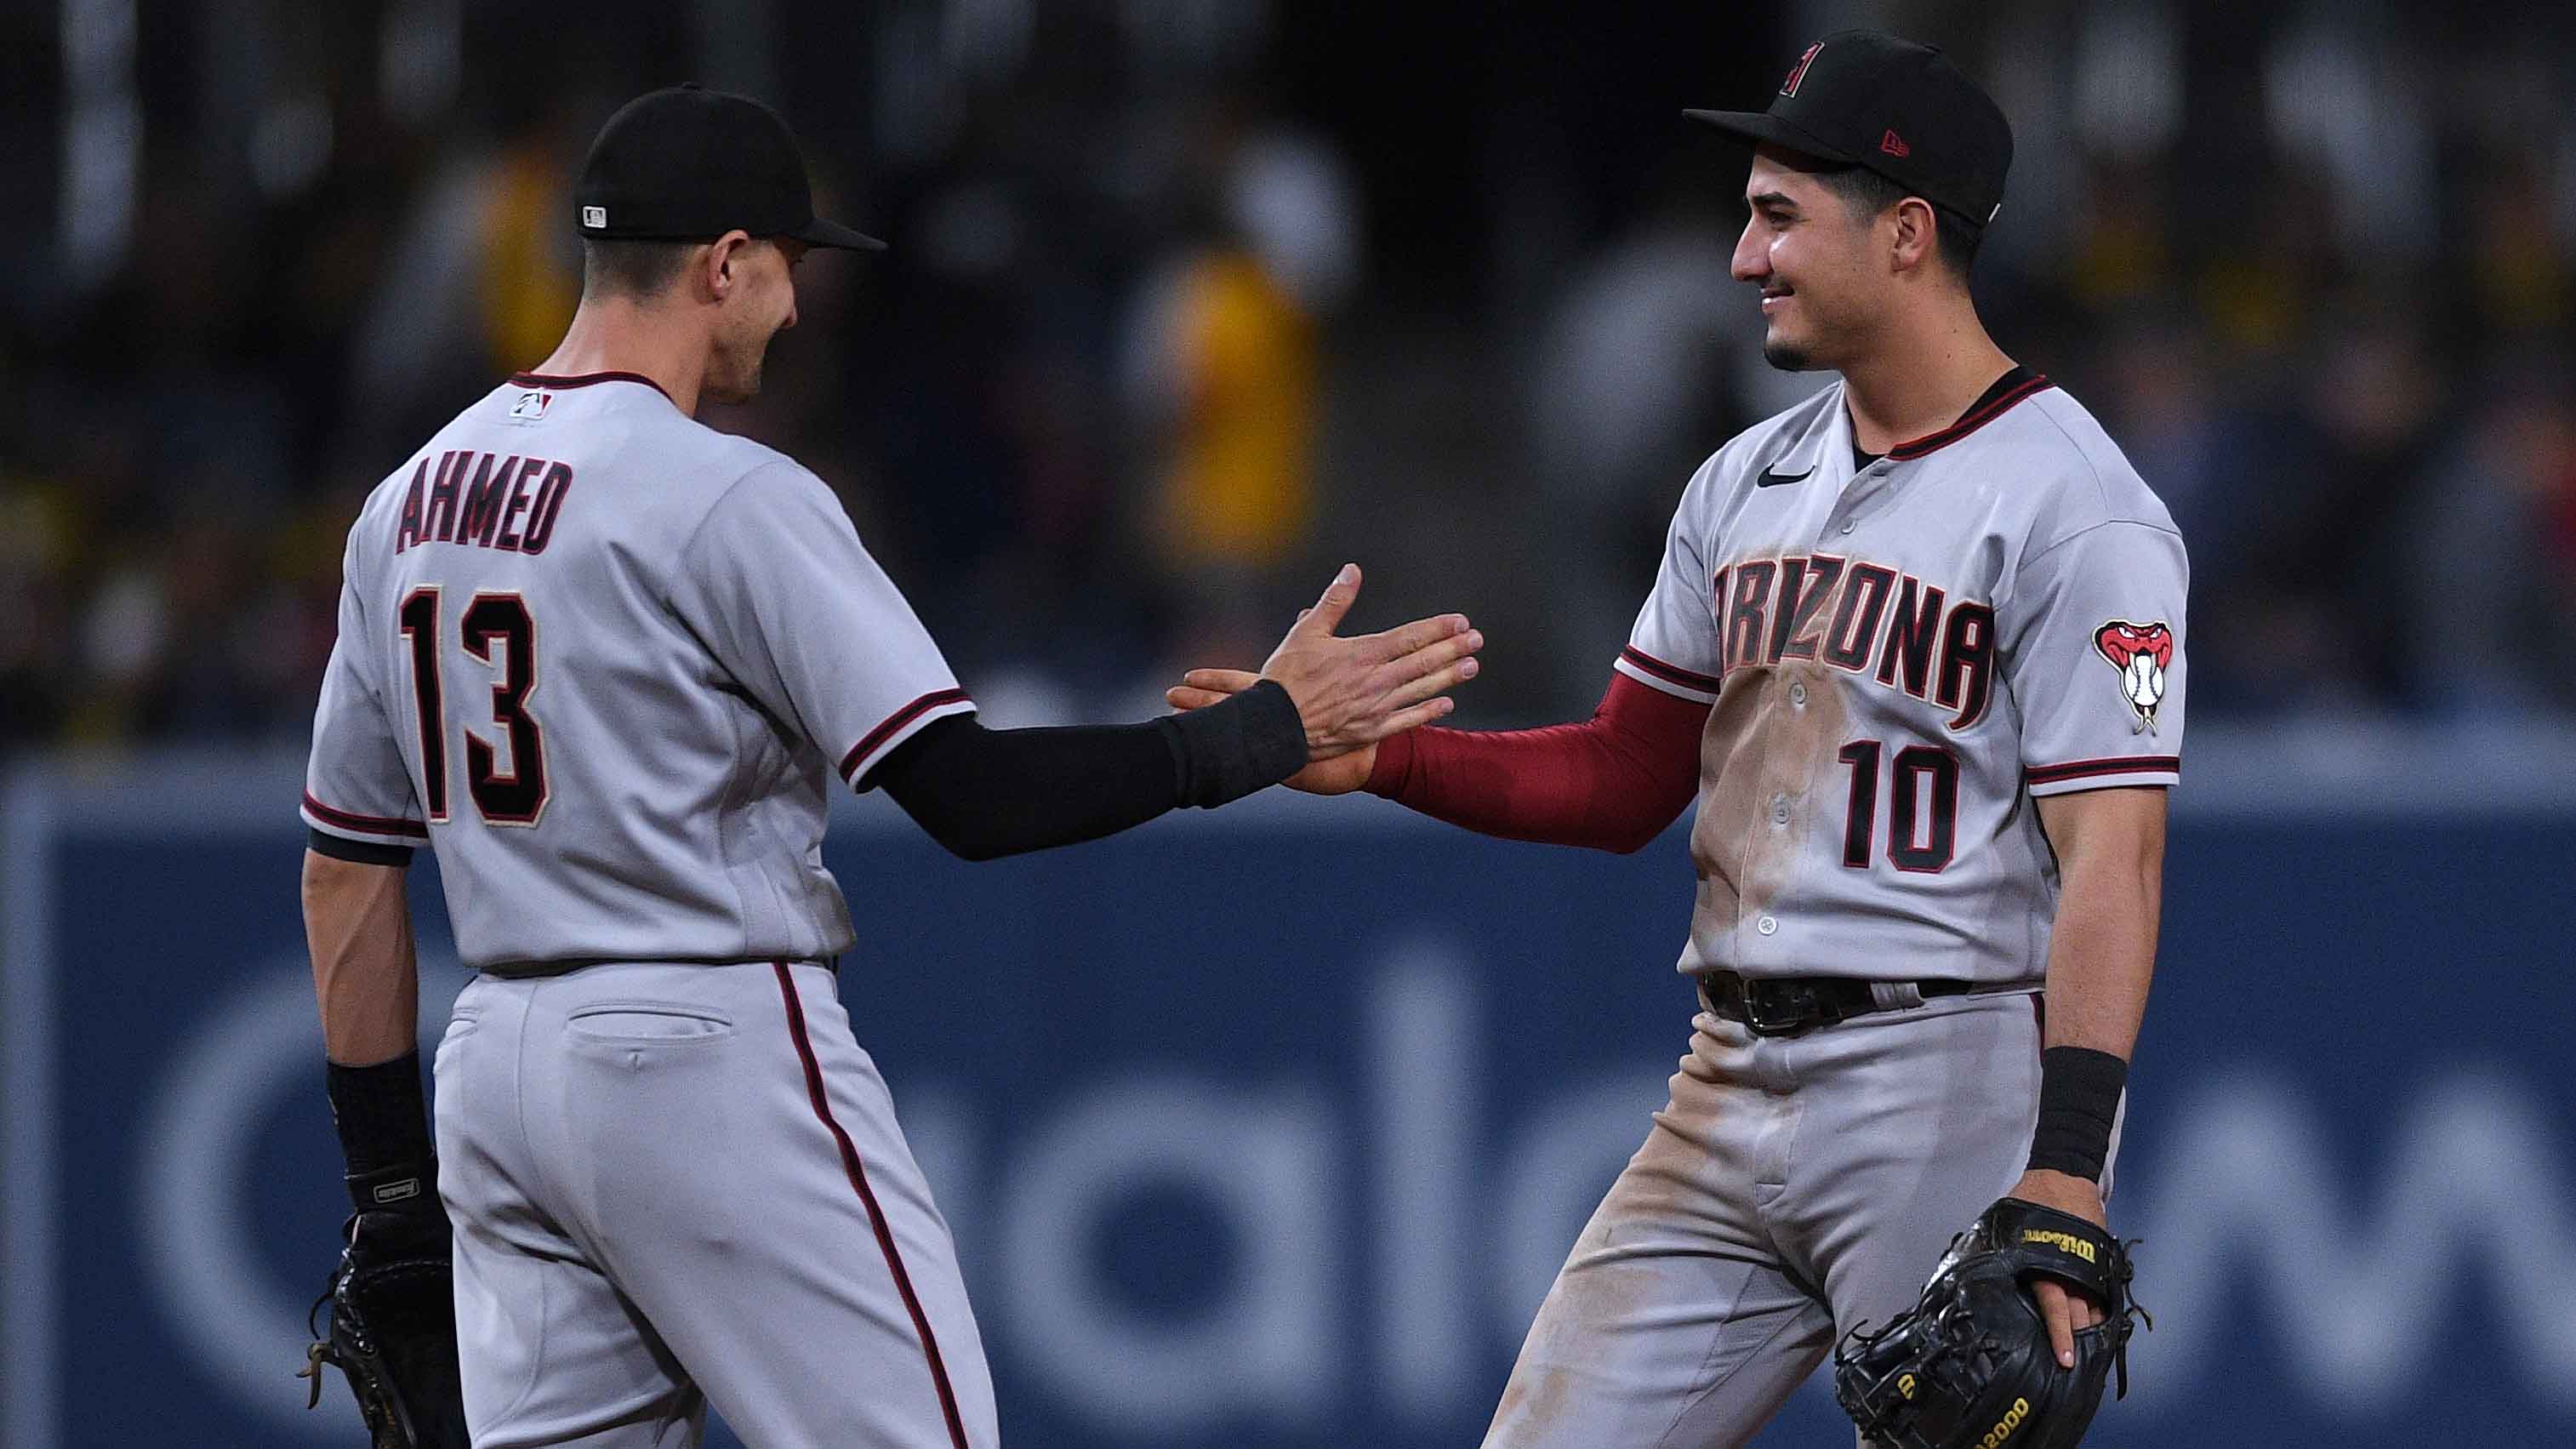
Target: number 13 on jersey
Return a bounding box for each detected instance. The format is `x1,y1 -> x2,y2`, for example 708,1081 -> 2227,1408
397,585 -> 550,825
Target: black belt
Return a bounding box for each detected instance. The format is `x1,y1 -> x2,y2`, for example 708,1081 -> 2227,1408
1696,970 -> 1984,1036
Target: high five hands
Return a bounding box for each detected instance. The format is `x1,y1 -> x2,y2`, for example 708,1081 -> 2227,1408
1177,564 -> 1482,791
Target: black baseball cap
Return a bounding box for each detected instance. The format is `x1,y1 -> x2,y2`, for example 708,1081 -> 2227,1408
1686,31 -> 2013,231
575,84 -> 885,251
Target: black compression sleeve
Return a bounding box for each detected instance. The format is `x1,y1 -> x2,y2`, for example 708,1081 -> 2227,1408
871,682 -> 1307,860
1160,677 -> 1310,807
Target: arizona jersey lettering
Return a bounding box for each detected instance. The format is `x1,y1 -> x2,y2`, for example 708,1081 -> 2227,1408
1619,374 -> 2188,983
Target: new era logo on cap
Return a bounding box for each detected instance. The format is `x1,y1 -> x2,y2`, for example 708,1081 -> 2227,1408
1880,130 -> 1910,157
582,205 -> 607,229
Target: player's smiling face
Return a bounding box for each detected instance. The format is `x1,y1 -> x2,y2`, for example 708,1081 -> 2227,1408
1733,145 -> 1885,374
704,237 -> 805,405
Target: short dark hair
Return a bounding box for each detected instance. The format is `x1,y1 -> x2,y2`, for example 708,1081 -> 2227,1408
581,237 -> 697,300
1813,166 -> 1981,282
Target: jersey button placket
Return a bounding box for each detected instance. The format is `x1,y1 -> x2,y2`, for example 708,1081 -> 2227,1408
1825,460 -> 1885,542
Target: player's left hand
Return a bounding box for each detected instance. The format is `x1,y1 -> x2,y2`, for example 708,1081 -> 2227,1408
2006,1167 -> 2108,1369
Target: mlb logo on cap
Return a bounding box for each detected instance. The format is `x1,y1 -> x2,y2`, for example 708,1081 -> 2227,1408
582,205 -> 607,229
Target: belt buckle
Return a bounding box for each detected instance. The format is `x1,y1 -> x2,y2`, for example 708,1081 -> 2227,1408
1739,978 -> 1809,1036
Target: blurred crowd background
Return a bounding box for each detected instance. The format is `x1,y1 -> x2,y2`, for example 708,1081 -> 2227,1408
9,8 -> 2576,1448
6,0 -> 2576,752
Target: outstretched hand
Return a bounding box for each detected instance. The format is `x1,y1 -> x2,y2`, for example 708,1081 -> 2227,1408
1169,564 -> 1481,793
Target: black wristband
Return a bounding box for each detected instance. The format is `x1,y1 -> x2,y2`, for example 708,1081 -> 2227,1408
345,1160 -> 443,1216
2027,1046 -> 2128,1182
326,1050 -> 434,1180
1159,679 -> 1309,808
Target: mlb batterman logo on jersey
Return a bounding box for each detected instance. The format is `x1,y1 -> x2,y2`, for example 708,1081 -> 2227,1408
2094,621 -> 2174,733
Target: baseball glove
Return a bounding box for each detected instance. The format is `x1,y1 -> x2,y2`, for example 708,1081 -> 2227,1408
1832,1197 -> 2147,1449
299,1179 -> 470,1449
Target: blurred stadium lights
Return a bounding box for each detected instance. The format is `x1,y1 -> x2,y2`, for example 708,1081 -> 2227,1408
57,0 -> 140,294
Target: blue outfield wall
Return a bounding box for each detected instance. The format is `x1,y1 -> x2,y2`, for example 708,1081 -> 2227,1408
5,773 -> 2575,1448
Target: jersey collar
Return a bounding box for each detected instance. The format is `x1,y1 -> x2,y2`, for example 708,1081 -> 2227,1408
1883,368 -> 2050,460
506,370 -> 676,404
1747,368 -> 2049,487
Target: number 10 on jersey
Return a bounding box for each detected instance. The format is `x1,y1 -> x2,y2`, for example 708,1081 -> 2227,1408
398,585 -> 550,826
1836,739 -> 1958,873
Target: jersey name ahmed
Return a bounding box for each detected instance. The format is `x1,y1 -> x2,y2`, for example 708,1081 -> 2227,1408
1619,374 -> 2189,985
300,374 -> 976,973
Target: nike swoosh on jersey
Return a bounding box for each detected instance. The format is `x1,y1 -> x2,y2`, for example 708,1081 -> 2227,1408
1756,465 -> 1814,488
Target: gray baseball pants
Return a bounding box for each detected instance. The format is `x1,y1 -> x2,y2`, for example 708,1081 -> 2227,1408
1482,985 -> 2105,1449
432,959 -> 996,1449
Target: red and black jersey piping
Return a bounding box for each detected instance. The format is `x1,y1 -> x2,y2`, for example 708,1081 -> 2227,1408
841,688 -> 974,780
505,370 -> 675,402
1619,646 -> 1721,695
770,964 -> 972,1449
2024,756 -> 2180,787
1884,369 -> 2052,460
302,791 -> 430,839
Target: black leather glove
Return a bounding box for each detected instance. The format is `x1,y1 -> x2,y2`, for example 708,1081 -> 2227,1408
1833,1198 -> 2149,1449
299,1162 -> 470,1449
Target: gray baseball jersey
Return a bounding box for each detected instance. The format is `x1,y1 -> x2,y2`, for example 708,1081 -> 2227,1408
301,371 -> 976,972
305,370 -> 1000,1449
1615,370 -> 2187,984
1485,370 -> 2174,1449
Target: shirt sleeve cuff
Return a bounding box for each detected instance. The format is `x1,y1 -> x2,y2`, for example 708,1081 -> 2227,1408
1613,646 -> 1720,705
307,828 -> 416,867
1365,727 -> 1417,797
301,791 -> 430,847
840,688 -> 978,789
2025,756 -> 2181,796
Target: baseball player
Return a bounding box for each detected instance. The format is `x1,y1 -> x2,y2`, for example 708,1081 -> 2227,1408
1171,31 -> 2184,1447
297,86 -> 1480,1448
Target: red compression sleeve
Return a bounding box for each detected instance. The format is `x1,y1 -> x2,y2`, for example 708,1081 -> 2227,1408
1363,670 -> 1707,853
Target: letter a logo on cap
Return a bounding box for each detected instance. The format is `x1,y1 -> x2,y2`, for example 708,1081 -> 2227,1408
1781,42 -> 1822,96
